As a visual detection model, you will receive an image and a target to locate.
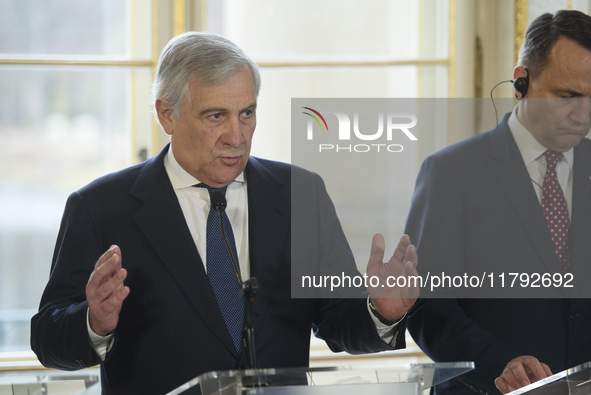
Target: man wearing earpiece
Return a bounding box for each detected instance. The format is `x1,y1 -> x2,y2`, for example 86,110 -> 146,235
405,10 -> 591,395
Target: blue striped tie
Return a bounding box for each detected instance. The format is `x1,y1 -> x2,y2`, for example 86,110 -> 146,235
197,183 -> 244,353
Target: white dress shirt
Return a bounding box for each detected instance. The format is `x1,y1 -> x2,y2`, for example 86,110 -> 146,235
164,146 -> 250,277
508,110 -> 574,217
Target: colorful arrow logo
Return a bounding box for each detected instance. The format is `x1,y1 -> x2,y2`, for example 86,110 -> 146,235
302,107 -> 329,131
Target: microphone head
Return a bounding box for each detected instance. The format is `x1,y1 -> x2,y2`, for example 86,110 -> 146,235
211,191 -> 227,212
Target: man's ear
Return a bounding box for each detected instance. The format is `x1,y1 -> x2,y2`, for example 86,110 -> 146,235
155,98 -> 175,136
513,65 -> 528,80
513,66 -> 530,99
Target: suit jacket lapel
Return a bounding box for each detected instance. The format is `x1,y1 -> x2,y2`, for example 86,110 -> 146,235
129,145 -> 239,357
490,116 -> 560,273
244,157 -> 290,336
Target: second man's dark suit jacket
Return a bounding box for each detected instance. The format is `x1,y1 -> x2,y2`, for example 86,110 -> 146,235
31,144 -> 404,394
405,114 -> 591,395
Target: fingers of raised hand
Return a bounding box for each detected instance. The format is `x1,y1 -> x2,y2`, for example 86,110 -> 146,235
367,234 -> 386,273
86,246 -> 129,335
87,263 -> 127,306
386,249 -> 418,278
392,234 -> 411,262
95,269 -> 128,303
88,246 -> 124,290
404,243 -> 418,269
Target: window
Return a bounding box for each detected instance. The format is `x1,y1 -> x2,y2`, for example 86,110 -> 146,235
0,0 -> 154,353
1,0 -> 465,363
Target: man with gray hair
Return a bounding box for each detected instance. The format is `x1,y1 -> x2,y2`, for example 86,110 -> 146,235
31,32 -> 419,394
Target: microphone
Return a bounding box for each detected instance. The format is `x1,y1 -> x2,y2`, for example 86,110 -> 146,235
211,190 -> 227,212
210,190 -> 259,370
211,191 -> 242,285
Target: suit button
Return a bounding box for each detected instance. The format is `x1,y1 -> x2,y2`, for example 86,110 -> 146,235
570,311 -> 580,321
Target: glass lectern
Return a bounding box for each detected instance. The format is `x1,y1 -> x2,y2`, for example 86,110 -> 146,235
508,361 -> 591,395
0,368 -> 100,395
167,363 -> 475,395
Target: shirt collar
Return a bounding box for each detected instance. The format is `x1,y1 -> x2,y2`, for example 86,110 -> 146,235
164,145 -> 245,190
508,109 -> 574,168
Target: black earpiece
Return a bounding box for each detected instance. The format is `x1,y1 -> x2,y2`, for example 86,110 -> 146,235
513,68 -> 530,99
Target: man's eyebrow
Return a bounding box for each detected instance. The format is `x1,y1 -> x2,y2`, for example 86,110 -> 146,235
197,102 -> 257,117
555,88 -> 584,97
243,102 -> 257,111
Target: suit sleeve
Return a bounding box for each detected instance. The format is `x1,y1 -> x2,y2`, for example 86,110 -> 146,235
405,154 -> 518,394
30,192 -> 107,370
298,171 -> 405,353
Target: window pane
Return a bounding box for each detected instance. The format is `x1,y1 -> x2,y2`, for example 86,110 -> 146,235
0,0 -> 151,59
0,66 -> 146,352
572,0 -> 591,15
208,0 -> 449,62
529,0 -> 591,22
528,0 -> 569,22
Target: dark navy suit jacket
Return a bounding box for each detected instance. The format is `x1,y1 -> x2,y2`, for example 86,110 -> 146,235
405,114 -> 591,394
31,144 -> 403,394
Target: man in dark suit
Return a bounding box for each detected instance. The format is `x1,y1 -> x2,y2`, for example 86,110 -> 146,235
30,32 -> 419,394
406,10 -> 591,395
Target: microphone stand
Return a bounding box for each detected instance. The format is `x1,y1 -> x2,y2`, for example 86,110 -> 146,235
213,195 -> 258,370
239,277 -> 258,370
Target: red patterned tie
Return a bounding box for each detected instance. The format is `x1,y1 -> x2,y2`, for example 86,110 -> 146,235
542,150 -> 570,273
